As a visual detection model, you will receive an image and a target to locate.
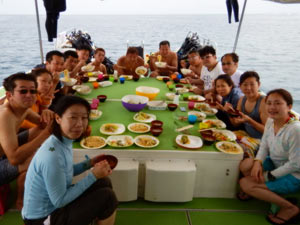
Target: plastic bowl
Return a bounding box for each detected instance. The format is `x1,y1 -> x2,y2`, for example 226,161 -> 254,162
167,103 -> 178,111
136,86 -> 160,100
97,95 -> 107,102
150,127 -> 163,137
181,68 -> 192,75
60,77 -> 77,86
135,66 -> 147,75
147,101 -> 167,110
155,62 -> 167,68
151,120 -> 163,128
121,95 -> 149,112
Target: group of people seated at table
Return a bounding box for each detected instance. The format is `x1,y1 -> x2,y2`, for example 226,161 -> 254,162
0,40 -> 299,225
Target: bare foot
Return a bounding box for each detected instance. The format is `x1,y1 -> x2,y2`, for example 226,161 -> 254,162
268,205 -> 299,224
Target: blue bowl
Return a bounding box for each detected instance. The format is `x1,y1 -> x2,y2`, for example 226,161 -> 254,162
121,95 -> 149,112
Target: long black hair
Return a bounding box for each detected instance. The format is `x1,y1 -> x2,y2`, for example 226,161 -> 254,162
53,96 -> 91,141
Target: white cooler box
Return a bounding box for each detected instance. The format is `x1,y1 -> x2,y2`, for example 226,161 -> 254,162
144,159 -> 196,202
109,159 -> 139,202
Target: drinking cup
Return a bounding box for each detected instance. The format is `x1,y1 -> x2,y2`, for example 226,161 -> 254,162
188,115 -> 197,124
188,101 -> 195,110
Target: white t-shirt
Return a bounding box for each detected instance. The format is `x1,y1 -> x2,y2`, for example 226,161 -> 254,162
230,70 -> 243,87
201,62 -> 223,90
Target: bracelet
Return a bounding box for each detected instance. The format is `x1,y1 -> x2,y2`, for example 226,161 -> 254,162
254,158 -> 263,164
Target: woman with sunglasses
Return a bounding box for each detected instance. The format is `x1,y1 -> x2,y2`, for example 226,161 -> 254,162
239,89 -> 300,225
22,96 -> 118,225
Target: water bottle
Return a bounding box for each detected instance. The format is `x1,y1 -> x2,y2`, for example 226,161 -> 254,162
173,91 -> 180,106
113,70 -> 118,82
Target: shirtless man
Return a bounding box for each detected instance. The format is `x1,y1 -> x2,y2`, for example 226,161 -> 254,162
116,47 -> 144,76
184,50 -> 203,78
221,53 -> 242,87
90,48 -> 107,74
150,40 -> 178,77
0,73 -> 53,209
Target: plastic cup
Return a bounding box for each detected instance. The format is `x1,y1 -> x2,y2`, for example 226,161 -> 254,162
168,84 -> 175,91
177,74 -> 183,79
183,93 -> 189,101
109,76 -> 114,82
188,115 -> 197,124
188,101 -> 195,110
93,82 -> 99,89
92,98 -> 99,105
90,103 -> 98,110
120,77 -> 125,84
98,74 -> 104,80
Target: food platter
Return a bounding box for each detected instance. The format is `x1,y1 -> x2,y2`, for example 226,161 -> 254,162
60,77 -> 77,86
188,111 -> 206,121
100,123 -> 126,135
88,77 -> 97,82
175,87 -> 189,94
81,64 -> 95,72
89,110 -> 102,120
135,66 -> 147,75
98,81 -> 113,87
133,112 -> 156,123
215,141 -> 243,154
72,85 -> 92,95
134,135 -> 159,148
80,136 -> 106,149
175,134 -> 203,149
200,119 -> 226,129
128,123 -> 151,133
155,62 -> 167,68
107,135 -> 134,148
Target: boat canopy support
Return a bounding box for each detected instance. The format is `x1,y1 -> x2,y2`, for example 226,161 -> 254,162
34,0 -> 44,64
233,0 -> 248,53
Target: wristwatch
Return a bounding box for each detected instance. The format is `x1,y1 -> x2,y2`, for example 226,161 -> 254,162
267,171 -> 276,181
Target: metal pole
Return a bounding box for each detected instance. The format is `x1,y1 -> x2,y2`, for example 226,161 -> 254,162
34,0 -> 44,63
233,0 -> 248,52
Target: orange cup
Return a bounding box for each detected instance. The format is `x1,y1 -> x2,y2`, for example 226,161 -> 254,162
171,74 -> 177,80
93,82 -> 99,89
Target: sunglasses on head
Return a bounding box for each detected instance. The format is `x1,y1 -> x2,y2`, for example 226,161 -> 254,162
17,89 -> 38,94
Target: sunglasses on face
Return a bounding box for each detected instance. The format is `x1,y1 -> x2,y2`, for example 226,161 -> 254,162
17,89 -> 38,95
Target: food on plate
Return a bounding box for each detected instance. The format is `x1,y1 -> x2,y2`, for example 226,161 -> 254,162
136,136 -> 157,147
81,136 -> 105,148
216,141 -> 243,154
81,64 -> 95,72
188,111 -> 206,121
107,136 -> 133,147
89,110 -> 102,120
73,85 -> 91,94
180,135 -> 190,144
194,103 -> 217,115
103,124 -> 118,132
135,112 -> 151,120
199,119 -> 226,129
128,123 -> 150,133
135,66 -> 147,75
188,95 -> 205,102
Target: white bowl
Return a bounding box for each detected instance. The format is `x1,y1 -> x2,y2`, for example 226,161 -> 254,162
135,66 -> 147,75
181,68 -> 192,75
60,77 -> 77,86
165,93 -> 175,100
155,62 -> 167,68
147,101 -> 167,110
81,64 -> 95,72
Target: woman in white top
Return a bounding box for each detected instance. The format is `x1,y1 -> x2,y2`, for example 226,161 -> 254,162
239,89 -> 300,225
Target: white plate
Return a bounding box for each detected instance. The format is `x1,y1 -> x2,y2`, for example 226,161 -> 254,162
120,75 -> 133,80
134,135 -> 159,148
135,66 -> 147,75
88,77 -> 97,82
188,95 -> 205,102
100,123 -> 126,135
180,68 -> 192,75
165,93 -> 175,100
72,85 -> 92,95
80,136 -> 106,149
60,77 -> 77,86
133,112 -> 156,123
89,110 -> 102,120
128,123 -> 150,134
213,129 -> 236,141
99,81 -> 113,87
176,135 -> 203,149
188,111 -> 206,121
215,141 -> 243,154
107,135 -> 134,148
202,119 -> 226,129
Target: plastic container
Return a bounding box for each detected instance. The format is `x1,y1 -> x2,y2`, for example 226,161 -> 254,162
173,91 -> 180,106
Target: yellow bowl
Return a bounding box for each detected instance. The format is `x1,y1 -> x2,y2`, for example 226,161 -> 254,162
136,86 -> 160,100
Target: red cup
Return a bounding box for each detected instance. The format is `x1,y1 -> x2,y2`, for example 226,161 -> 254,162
151,120 -> 163,128
188,101 -> 195,110
150,127 -> 163,137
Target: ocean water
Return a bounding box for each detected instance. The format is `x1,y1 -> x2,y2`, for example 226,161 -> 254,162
0,14 -> 299,112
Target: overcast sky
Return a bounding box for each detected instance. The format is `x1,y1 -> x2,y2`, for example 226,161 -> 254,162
0,0 -> 300,15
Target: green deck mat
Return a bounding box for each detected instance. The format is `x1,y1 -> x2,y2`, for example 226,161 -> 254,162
115,210 -> 189,225
118,198 -> 269,211
189,211 -> 272,225
0,211 -> 23,225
